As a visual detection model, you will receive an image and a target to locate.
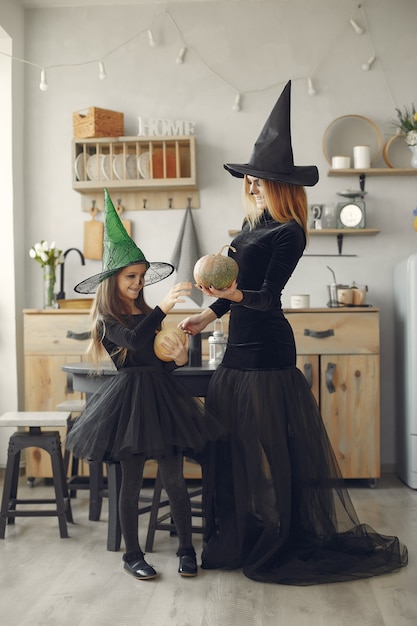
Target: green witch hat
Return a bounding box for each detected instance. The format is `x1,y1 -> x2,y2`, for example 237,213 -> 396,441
74,189 -> 174,294
224,80 -> 319,187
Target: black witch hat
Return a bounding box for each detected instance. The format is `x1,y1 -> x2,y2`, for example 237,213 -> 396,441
224,80 -> 319,187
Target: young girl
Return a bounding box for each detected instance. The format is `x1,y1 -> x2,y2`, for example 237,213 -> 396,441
66,190 -> 223,580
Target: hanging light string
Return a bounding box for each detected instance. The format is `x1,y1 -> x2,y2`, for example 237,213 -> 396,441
0,4 -> 398,109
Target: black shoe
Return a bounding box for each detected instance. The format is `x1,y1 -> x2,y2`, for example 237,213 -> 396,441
123,554 -> 157,580
178,554 -> 198,577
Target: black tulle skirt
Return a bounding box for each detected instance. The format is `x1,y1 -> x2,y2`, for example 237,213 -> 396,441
65,366 -> 225,462
201,365 -> 408,585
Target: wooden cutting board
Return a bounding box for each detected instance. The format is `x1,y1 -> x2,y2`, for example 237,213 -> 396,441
116,203 -> 132,236
84,206 -> 104,259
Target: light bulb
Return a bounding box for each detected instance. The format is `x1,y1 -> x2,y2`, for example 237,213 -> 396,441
362,55 -> 375,71
232,93 -> 242,112
176,47 -> 187,64
307,77 -> 317,96
98,61 -> 106,80
350,19 -> 364,35
147,29 -> 156,47
39,69 -> 48,91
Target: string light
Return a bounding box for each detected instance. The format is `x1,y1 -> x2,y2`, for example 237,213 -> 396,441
349,18 -> 364,35
98,61 -> 106,80
307,77 -> 317,96
39,69 -> 48,91
362,55 -> 376,71
232,93 -> 242,112
176,47 -> 187,64
0,4 -> 397,107
147,29 -> 157,47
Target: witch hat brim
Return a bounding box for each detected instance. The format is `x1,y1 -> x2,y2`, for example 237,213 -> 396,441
224,80 -> 319,187
74,190 -> 174,294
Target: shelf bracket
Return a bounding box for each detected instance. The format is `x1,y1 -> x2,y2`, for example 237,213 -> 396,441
359,173 -> 366,192
337,233 -> 344,255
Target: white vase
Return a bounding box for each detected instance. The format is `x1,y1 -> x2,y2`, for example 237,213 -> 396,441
408,144 -> 417,169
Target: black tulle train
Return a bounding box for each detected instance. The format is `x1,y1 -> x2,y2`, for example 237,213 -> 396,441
201,365 -> 408,585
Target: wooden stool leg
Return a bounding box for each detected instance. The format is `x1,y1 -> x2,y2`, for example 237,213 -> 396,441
88,462 -> 104,521
49,436 -> 71,538
106,462 -> 122,552
145,470 -> 164,553
0,441 -> 21,538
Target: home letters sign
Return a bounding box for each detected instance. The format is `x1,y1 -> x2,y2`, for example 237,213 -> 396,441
137,117 -> 195,137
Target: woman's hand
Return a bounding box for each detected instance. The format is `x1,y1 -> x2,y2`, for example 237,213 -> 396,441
159,282 -> 192,314
195,280 -> 243,303
158,332 -> 190,366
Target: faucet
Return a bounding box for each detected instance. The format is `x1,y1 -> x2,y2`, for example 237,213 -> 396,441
56,248 -> 86,300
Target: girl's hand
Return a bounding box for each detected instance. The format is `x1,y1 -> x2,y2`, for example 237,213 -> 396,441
159,332 -> 190,366
179,308 -> 217,335
159,282 -> 192,314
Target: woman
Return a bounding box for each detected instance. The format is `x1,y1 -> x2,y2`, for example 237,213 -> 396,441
180,81 -> 408,585
66,190 -> 224,581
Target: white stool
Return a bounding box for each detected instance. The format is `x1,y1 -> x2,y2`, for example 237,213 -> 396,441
0,411 -> 73,539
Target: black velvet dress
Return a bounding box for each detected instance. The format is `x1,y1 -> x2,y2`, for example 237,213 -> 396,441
65,306 -> 224,462
201,212 -> 408,585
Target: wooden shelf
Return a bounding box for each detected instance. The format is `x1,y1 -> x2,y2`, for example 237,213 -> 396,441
72,135 -> 199,210
328,168 -> 417,176
308,228 -> 380,236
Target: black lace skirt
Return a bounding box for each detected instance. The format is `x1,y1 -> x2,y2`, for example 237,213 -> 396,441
65,366 -> 225,462
201,365 -> 408,585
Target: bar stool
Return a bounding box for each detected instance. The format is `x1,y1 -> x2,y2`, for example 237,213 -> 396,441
0,411 -> 73,539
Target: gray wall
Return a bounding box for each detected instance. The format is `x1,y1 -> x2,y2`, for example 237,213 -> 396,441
3,0 -> 417,468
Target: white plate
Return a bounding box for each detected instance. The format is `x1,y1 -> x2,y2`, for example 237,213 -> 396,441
102,154 -> 114,180
138,152 -> 150,178
86,154 -> 105,180
113,154 -> 139,180
74,153 -> 87,181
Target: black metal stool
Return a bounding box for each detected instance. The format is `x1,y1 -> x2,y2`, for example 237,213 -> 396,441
0,411 -> 73,539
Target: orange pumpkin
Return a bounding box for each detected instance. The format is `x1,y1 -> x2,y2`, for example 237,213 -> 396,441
154,327 -> 187,362
193,245 -> 238,289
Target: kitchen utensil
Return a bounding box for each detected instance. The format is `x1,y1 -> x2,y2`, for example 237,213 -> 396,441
83,204 -> 104,260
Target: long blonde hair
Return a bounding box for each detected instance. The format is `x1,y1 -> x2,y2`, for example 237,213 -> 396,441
86,270 -> 153,369
242,176 -> 308,236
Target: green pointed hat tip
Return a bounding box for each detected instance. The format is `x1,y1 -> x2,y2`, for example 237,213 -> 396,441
102,188 -> 150,274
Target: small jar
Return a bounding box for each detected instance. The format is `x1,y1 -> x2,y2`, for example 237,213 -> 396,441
208,319 -> 227,366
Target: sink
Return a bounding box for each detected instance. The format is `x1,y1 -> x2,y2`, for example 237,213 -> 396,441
57,298 -> 93,309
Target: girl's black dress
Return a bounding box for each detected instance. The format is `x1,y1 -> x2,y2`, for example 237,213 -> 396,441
201,212 -> 408,585
66,306 -> 224,462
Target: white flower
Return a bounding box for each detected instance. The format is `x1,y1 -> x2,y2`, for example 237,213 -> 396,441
406,130 -> 417,146
29,239 -> 63,269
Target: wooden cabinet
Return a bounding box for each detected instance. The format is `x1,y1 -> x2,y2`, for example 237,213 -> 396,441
288,308 -> 380,481
72,135 -> 200,212
23,310 -> 92,477
23,308 -> 379,481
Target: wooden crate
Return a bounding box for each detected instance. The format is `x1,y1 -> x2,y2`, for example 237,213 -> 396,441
73,107 -> 124,138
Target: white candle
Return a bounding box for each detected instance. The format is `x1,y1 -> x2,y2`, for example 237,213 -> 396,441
353,145 -> 371,169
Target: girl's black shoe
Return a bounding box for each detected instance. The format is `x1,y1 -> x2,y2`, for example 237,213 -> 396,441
123,552 -> 157,580
178,554 -> 198,577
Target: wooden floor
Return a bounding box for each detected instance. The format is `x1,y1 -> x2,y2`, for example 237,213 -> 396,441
0,473 -> 416,626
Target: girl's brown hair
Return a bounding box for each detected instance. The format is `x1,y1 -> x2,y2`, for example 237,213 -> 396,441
242,176 -> 308,235
86,269 -> 153,369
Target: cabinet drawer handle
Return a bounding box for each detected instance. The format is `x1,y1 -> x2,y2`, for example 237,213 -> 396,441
304,328 -> 335,339
303,362 -> 313,389
326,362 -> 336,393
66,330 -> 92,341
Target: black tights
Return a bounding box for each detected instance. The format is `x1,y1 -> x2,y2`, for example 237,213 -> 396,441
119,454 -> 194,557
